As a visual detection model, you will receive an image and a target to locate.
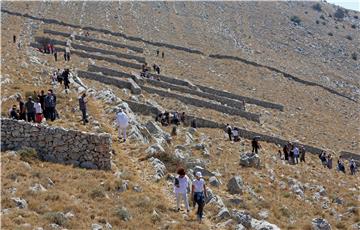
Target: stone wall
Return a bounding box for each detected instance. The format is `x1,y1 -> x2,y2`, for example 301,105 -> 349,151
0,118 -> 112,170
43,29 -> 144,53
141,86 -> 261,123
77,70 -> 141,95
121,100 -> 325,154
209,54 -> 355,102
196,85 -> 284,111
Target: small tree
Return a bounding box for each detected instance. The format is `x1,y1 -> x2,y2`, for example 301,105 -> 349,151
290,16 -> 301,25
312,3 -> 322,12
346,35 -> 353,40
334,8 -> 345,19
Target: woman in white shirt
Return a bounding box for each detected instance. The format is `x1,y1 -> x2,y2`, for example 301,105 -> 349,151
174,168 -> 190,212
191,171 -> 207,223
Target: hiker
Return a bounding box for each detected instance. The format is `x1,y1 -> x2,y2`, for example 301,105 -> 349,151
57,69 -> 63,85
171,125 -> 177,136
47,44 -> 52,54
232,127 -> 240,142
79,93 -> 88,124
289,143 -> 295,164
283,143 -> 289,161
54,51 -> 57,61
172,112 -> 180,125
337,159 -> 345,173
174,168 -> 190,213
299,146 -> 306,162
191,171 -> 207,223
350,159 -> 357,175
155,65 -> 161,74
319,151 -> 327,168
38,90 -> 46,111
63,69 -> 70,91
252,137 -> 261,154
13,35 -> 16,43
156,50 -> 159,56
51,71 -> 58,85
116,109 -> 129,142
191,119 -> 197,129
327,154 -> 333,169
9,105 -> 19,120
34,97 -> 43,123
17,96 -> 26,120
64,47 -> 71,61
25,96 -> 35,122
44,90 -> 56,121
226,124 -> 232,141
162,51 -> 164,58
180,112 -> 186,123
293,145 -> 299,164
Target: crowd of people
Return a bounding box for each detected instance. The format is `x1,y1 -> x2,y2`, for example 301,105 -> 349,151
140,62 -> 161,79
9,90 -> 58,123
174,168 -> 207,223
319,151 -> 357,175
155,111 -> 186,127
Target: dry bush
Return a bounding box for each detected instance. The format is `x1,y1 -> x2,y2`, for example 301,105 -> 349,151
89,187 -> 106,199
44,211 -> 68,226
18,147 -> 38,162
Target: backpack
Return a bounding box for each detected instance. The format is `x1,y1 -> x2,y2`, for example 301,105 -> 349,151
174,177 -> 179,187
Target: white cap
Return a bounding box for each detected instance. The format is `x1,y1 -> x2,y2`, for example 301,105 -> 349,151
196,171 -> 202,177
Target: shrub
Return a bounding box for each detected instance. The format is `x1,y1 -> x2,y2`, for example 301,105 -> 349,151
334,8 -> 346,19
320,15 -> 325,20
322,21 -> 326,25
115,206 -> 131,221
354,15 -> 359,19
335,26 -> 339,29
312,3 -> 322,12
290,16 -> 301,25
18,147 -> 38,162
351,24 -> 356,29
328,32 -> 333,36
89,187 -> 106,199
316,20 -> 320,24
346,35 -> 353,40
44,212 -> 67,226
305,11 -> 308,14
352,52 -> 358,60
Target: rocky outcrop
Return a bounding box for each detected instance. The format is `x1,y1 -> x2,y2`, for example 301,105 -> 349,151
239,152 -> 261,168
311,218 -> 332,230
1,118 -> 112,170
227,176 -> 244,194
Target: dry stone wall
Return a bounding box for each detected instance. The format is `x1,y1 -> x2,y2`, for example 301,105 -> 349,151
43,29 -> 144,53
0,118 -> 112,170
122,100 -> 325,155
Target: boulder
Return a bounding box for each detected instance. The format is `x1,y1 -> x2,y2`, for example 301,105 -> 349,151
227,176 -> 244,194
29,183 -> 47,193
209,176 -> 221,187
11,197 -> 27,209
311,218 -> 331,230
149,157 -> 166,181
193,165 -> 214,177
232,210 -> 252,228
92,223 -> 103,230
217,207 -> 231,220
258,210 -> 269,220
251,219 -> 280,230
145,144 -> 165,156
240,152 -> 260,168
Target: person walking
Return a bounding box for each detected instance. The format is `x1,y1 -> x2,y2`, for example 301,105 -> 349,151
17,96 -> 26,120
13,35 -> 16,43
252,137 -> 261,154
299,146 -> 306,162
63,69 -> 70,92
327,154 -> 333,169
25,96 -> 35,122
34,97 -> 43,123
191,171 -> 207,223
44,91 -> 56,121
350,159 -> 357,175
226,124 -> 232,141
156,50 -> 159,57
174,168 -> 190,213
283,143 -> 289,161
54,50 -> 57,61
116,109 -> 129,142
162,51 -> 164,59
79,93 -> 88,124
293,145 -> 299,164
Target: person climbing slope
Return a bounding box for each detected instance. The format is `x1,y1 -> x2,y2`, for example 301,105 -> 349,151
116,109 -> 129,142
191,171 -> 207,223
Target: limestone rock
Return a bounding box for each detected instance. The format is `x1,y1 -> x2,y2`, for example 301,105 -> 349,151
251,219 -> 280,230
239,152 -> 260,168
29,183 -> 47,193
232,210 -> 252,228
209,176 -> 221,187
217,207 -> 231,220
11,197 -> 27,209
193,165 -> 214,177
145,144 -> 165,156
92,223 -> 103,230
311,218 -> 331,230
227,176 -> 244,194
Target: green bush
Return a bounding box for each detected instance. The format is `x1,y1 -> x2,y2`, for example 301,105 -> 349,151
290,16 -> 301,25
18,147 -> 38,162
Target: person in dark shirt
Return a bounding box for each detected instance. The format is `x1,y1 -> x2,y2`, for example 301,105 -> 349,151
17,96 -> 26,120
9,105 -> 19,119
252,137 -> 261,154
25,96 -> 35,122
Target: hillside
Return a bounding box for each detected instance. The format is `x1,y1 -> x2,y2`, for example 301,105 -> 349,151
1,1 -> 359,230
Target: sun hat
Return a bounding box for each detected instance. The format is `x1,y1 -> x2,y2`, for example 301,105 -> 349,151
195,171 -> 202,178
